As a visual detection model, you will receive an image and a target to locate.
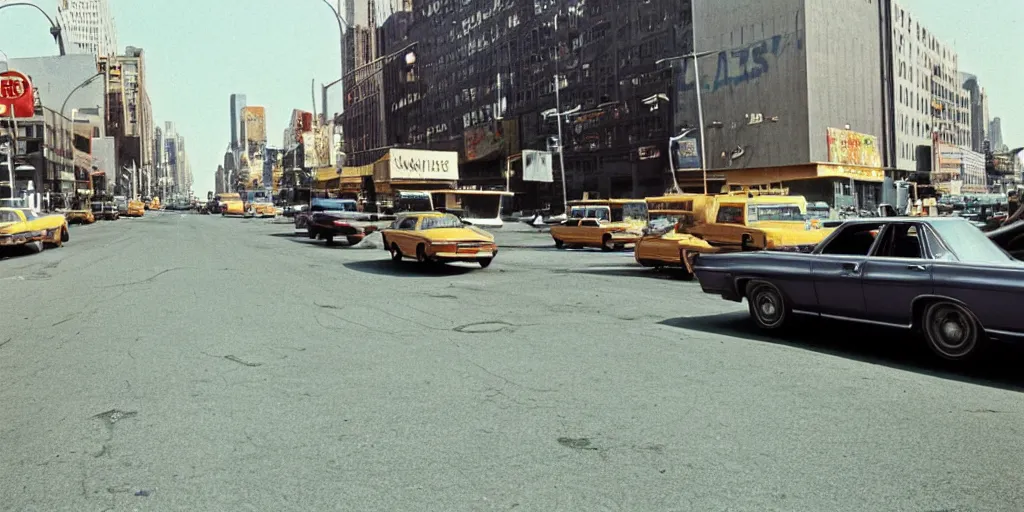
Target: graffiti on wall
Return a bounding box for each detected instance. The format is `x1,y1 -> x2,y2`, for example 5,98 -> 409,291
676,31 -> 804,94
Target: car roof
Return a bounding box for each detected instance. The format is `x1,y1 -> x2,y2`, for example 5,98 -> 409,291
840,217 -> 970,225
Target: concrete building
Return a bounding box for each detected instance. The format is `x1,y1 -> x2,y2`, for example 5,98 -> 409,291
960,73 -> 989,153
1,108 -> 74,198
888,1 -> 969,174
57,0 -> 119,58
673,0 -> 884,207
215,165 -> 225,194
99,47 -> 154,197
9,55 -> 106,138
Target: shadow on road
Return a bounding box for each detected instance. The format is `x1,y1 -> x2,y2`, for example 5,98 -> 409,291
661,312 -> 1024,393
557,265 -> 694,281
344,259 -> 480,277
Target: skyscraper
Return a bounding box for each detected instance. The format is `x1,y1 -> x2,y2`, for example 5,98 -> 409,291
989,118 -> 1006,151
230,94 -> 247,150
57,0 -> 119,57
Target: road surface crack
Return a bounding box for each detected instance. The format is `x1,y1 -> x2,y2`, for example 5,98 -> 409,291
103,267 -> 188,288
224,355 -> 262,367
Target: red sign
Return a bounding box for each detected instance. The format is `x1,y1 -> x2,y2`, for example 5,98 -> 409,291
0,71 -> 35,118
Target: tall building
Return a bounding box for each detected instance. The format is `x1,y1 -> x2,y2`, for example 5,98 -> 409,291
888,1 -> 969,174
229,93 -> 247,150
990,117 -> 1005,151
960,73 -> 989,153
215,165 -> 225,194
100,47 -> 154,195
57,0 -> 119,57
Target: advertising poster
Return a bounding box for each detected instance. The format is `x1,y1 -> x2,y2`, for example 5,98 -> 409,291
315,125 -> 332,169
826,128 -> 882,167
388,149 -> 459,181
463,122 -> 504,161
522,149 -> 553,182
675,138 -> 700,169
302,132 -> 319,168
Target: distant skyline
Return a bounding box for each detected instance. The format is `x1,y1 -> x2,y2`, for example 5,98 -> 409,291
0,0 -> 1019,195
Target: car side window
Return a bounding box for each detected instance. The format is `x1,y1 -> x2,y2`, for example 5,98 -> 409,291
563,219 -> 580,227
715,205 -> 744,225
873,224 -> 923,259
820,223 -> 883,255
579,219 -> 600,227
398,217 -> 417,230
0,211 -> 19,223
921,226 -> 956,261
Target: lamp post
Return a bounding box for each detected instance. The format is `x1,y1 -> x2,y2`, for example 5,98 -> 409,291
542,104 -> 581,215
0,2 -> 66,56
318,0 -> 350,118
656,49 -> 717,195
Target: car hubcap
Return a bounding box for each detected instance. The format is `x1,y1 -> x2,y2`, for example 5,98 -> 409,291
927,305 -> 975,357
754,289 -> 782,325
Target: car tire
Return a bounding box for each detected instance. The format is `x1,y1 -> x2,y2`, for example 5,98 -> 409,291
554,239 -> 565,249
390,243 -> 403,262
921,301 -> 985,362
324,235 -> 335,245
307,229 -> 317,240
26,241 -> 43,253
61,228 -> 69,243
601,235 -> 614,251
479,257 -> 493,268
746,281 -> 789,330
347,236 -> 362,246
416,244 -> 429,263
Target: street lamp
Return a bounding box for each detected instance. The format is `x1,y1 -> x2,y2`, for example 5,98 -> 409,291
542,104 -> 581,215
656,49 -> 717,195
667,128 -> 699,194
318,0 -> 350,118
0,2 -> 66,56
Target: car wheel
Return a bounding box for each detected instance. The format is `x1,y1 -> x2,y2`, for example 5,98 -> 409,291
390,243 -> 403,262
61,228 -> 70,243
307,229 -> 317,240
554,238 -> 565,249
479,257 -> 493,268
324,235 -> 335,245
601,235 -> 614,251
26,241 -> 43,253
416,244 -> 429,263
347,236 -> 362,246
746,281 -> 789,330
921,301 -> 984,362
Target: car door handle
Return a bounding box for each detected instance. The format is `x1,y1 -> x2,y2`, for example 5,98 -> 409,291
907,264 -> 928,271
841,262 -> 860,274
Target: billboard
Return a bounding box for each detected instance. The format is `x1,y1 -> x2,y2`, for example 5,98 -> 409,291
675,137 -> 701,169
463,122 -> 504,161
302,131 -> 320,168
388,149 -> 459,181
0,70 -> 35,118
522,149 -> 553,182
826,128 -> 882,167
243,106 -> 267,160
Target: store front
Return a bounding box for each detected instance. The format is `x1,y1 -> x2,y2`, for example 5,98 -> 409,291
372,148 -> 459,213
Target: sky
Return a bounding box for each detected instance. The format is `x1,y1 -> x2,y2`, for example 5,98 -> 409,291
0,0 -> 1020,196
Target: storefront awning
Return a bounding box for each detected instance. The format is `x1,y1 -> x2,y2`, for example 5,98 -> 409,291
313,167 -> 340,183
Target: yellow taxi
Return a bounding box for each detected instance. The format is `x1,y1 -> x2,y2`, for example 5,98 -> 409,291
381,212 -> 497,268
125,200 -> 146,217
0,207 -> 69,252
549,199 -> 648,251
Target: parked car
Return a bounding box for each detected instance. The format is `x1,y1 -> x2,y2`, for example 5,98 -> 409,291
692,217 -> 1024,363
65,209 -> 96,225
549,199 -> 648,250
91,202 -> 120,220
0,207 -> 70,253
381,212 -> 497,268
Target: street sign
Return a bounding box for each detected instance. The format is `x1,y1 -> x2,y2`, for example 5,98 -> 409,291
0,71 -> 35,118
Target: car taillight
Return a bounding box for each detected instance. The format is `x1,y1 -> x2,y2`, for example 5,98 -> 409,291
333,220 -> 350,227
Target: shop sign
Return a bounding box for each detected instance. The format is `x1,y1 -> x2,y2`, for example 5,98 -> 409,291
826,127 -> 881,167
389,149 -> 458,181
638,145 -> 661,160
0,70 -> 35,118
522,149 -> 553,182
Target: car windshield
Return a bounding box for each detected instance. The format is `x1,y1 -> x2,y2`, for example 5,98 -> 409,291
311,200 -> 358,212
91,204 -> 104,211
420,214 -> 464,229
20,209 -> 37,220
929,220 -> 1017,264
0,210 -> 20,223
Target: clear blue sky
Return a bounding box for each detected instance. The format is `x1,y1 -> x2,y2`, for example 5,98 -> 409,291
0,1 -> 1019,196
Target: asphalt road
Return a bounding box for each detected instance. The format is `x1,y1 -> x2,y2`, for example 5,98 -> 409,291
2,212 -> 1023,511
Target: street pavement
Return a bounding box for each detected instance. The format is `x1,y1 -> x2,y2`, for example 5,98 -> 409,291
2,211 -> 1023,511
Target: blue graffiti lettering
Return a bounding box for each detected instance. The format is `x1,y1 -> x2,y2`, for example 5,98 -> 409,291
676,32 -> 802,93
